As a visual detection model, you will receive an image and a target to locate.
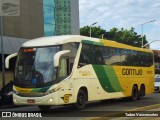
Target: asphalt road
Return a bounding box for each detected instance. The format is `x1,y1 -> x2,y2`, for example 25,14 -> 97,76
1,92 -> 160,119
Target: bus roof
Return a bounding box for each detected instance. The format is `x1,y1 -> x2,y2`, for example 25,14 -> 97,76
22,35 -> 97,46
22,35 -> 152,53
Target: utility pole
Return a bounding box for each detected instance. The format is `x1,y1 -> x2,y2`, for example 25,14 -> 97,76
142,40 -> 160,48
89,22 -> 97,37
0,1 -> 5,87
141,20 -> 156,47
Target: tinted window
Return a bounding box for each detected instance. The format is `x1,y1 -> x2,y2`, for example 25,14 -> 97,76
107,47 -> 121,65
95,46 -> 105,64
79,44 -> 94,66
78,44 -> 153,67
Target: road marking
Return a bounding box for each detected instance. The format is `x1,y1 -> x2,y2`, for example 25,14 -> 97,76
83,103 -> 160,120
127,103 -> 160,111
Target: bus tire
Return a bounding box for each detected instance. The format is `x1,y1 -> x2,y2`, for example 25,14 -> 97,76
138,85 -> 145,100
131,85 -> 138,101
141,85 -> 145,96
138,91 -> 143,100
74,90 -> 87,109
38,105 -> 51,111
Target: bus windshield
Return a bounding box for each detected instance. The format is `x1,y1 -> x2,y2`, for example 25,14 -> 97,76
15,46 -> 60,87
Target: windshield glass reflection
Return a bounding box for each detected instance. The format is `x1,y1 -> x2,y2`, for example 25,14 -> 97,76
15,46 -> 60,86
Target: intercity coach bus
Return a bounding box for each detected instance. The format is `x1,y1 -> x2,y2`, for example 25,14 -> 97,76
5,35 -> 154,110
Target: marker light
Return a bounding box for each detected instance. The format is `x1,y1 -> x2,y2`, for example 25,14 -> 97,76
24,48 -> 35,52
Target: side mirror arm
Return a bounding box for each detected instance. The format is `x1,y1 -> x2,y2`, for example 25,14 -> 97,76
5,53 -> 18,69
54,50 -> 70,67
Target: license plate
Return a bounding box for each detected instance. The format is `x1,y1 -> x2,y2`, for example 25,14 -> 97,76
27,99 -> 35,103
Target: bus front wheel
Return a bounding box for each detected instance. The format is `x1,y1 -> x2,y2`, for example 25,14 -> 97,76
74,90 -> 87,109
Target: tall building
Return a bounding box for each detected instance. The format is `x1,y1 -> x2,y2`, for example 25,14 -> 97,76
43,0 -> 79,36
0,0 -> 80,76
1,0 -> 80,54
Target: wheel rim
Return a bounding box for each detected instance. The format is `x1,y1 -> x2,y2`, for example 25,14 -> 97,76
78,94 -> 85,106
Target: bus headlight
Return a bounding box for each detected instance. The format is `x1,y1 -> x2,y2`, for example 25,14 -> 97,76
48,98 -> 53,103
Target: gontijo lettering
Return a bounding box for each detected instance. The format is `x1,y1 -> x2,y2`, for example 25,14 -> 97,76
122,68 -> 142,75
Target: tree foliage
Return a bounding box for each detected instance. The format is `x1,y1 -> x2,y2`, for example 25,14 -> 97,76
80,26 -> 148,47
80,26 -> 106,39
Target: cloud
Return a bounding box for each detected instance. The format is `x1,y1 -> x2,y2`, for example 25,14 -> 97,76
150,41 -> 160,50
79,0 -> 160,49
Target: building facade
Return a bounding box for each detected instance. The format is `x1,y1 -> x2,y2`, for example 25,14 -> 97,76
43,0 -> 79,36
0,0 -> 79,74
2,0 -> 79,40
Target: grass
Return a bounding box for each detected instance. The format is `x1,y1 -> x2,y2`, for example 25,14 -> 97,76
0,71 -> 13,89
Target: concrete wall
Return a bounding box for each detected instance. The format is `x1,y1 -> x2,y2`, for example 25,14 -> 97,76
0,71 -> 13,89
71,0 -> 80,35
2,0 -> 44,39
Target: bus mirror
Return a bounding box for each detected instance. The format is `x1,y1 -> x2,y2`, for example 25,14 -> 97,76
54,50 -> 70,67
5,53 -> 18,69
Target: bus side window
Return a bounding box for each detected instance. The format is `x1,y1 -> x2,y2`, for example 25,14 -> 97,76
59,58 -> 68,78
95,45 -> 105,64
78,44 -> 94,67
78,52 -> 89,67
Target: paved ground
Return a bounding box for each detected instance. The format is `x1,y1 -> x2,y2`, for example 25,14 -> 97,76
1,93 -> 160,120
90,106 -> 160,120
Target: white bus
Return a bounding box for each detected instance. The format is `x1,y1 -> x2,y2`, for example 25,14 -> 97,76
5,35 -> 154,110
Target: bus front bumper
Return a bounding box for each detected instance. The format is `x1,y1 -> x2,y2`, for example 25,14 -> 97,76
13,93 -> 59,105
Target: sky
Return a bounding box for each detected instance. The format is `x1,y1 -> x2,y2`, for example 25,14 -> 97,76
79,0 -> 160,49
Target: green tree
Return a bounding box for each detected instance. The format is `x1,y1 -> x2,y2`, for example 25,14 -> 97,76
80,26 -> 106,39
80,26 -> 148,47
106,27 -> 147,47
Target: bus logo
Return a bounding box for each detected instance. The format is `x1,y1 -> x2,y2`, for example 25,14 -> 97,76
61,94 -> 72,103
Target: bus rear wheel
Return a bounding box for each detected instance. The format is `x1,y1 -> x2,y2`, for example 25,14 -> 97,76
131,86 -> 138,101
138,85 -> 145,100
74,90 -> 87,109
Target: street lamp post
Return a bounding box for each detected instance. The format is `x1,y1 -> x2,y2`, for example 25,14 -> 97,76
142,40 -> 160,48
102,34 -> 105,39
141,20 -> 156,47
90,22 -> 97,37
0,1 -> 5,87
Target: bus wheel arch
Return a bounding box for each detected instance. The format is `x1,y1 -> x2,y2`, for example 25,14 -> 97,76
74,87 -> 88,109
131,84 -> 138,101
